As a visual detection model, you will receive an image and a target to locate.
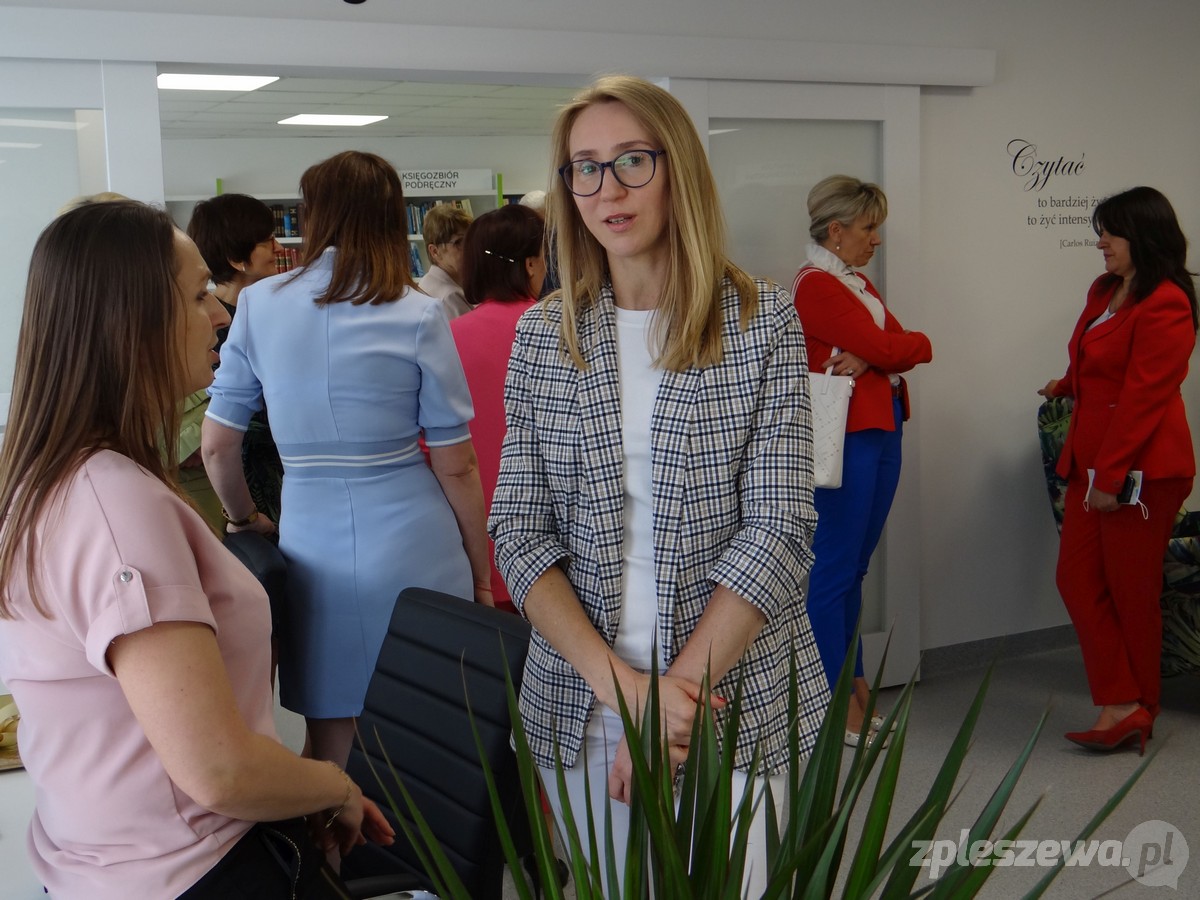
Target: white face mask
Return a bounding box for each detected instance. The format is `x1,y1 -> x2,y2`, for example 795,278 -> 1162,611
1082,494 -> 1149,519
1083,468 -> 1149,519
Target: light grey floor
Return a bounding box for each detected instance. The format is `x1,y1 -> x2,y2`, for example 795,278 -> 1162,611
847,645 -> 1200,899
278,643 -> 1200,899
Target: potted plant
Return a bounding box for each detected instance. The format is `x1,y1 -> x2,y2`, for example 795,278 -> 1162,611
363,639 -> 1149,899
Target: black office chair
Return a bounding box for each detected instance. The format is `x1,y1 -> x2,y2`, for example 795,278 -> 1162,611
341,587 -> 533,900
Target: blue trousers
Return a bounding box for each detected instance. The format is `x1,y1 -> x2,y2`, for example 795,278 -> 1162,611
808,398 -> 903,693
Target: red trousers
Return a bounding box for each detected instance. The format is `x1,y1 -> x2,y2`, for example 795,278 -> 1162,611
1057,475 -> 1192,709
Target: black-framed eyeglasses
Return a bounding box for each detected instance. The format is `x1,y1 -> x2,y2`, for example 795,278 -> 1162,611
558,149 -> 667,197
439,235 -> 465,249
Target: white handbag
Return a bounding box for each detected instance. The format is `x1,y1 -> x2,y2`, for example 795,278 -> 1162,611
806,346 -> 854,489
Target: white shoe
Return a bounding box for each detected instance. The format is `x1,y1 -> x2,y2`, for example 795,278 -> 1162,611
844,727 -> 891,749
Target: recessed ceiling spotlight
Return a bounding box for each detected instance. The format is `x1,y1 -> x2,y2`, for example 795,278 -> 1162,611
345,0 -> 367,4
278,114 -> 387,127
157,74 -> 280,92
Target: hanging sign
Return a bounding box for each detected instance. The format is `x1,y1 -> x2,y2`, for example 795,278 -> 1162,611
400,168 -> 493,195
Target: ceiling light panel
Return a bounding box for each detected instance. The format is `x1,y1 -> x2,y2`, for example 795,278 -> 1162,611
157,74 -> 280,92
278,114 -> 388,127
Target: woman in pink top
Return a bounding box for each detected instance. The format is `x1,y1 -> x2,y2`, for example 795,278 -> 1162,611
452,204 -> 547,613
0,201 -> 391,899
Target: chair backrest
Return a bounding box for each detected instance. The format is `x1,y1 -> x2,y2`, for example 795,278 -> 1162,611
342,587 -> 532,900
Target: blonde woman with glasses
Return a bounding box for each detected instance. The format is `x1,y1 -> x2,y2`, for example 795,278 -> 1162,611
489,75 -> 828,893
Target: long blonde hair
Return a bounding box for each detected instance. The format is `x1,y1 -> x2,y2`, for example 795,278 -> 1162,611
546,75 -> 757,371
0,202 -> 186,618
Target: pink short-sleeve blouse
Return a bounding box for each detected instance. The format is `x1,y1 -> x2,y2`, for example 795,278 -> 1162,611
0,450 -> 277,900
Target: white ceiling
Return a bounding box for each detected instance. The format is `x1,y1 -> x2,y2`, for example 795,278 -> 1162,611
159,76 -> 582,140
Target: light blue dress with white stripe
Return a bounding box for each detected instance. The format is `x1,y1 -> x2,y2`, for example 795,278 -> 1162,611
207,248 -> 474,718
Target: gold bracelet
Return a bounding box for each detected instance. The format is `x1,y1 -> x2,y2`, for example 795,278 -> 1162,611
221,507 -> 259,527
324,761 -> 353,829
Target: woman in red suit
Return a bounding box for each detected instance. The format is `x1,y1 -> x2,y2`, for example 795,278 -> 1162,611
450,204 -> 547,614
1040,186 -> 1197,754
792,175 -> 932,746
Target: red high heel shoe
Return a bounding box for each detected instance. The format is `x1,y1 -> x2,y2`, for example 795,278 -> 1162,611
1065,707 -> 1153,756
1144,703 -> 1160,738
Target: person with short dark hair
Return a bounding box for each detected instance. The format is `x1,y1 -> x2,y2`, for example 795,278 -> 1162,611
418,203 -> 473,318
451,204 -> 547,613
203,151 -> 493,773
1039,186 -> 1198,754
0,200 -> 392,899
187,193 -> 286,525
187,193 -> 281,306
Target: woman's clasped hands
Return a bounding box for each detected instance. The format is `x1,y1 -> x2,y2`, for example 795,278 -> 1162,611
606,672 -> 727,805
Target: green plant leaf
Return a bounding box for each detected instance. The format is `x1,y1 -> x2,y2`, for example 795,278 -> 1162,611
839,679 -> 916,897
1021,749 -> 1155,899
363,724 -> 472,898
932,794 -> 1044,898
926,707 -> 1050,898
462,653 -> 539,900
878,663 -> 996,900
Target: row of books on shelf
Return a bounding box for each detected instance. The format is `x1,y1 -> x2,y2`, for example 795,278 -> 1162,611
410,244 -> 425,279
274,247 -> 299,274
406,199 -> 475,237
270,205 -> 301,238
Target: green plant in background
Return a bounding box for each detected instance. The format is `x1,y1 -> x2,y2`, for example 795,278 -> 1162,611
366,634 -> 1151,899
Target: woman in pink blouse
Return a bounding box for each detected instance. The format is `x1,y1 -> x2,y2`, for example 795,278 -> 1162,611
0,201 -> 391,899
451,203 -> 547,613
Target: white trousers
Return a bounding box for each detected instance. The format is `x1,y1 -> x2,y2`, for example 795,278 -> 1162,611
538,705 -> 787,897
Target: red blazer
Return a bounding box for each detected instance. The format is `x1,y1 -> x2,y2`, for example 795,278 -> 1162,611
450,296 -> 537,607
1051,275 -> 1195,490
791,267 -> 932,432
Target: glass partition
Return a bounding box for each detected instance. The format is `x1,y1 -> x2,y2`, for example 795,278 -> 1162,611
710,116 -> 886,635
0,108 -> 106,418
709,117 -> 882,290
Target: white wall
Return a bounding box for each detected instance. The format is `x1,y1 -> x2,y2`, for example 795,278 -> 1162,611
162,135 -> 552,200
912,6 -> 1200,648
2,0 -> 1199,655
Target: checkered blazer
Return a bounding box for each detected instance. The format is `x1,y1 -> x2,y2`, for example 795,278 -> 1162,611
489,277 -> 828,773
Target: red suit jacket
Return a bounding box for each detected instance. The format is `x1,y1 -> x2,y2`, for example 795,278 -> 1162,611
1051,275 -> 1195,492
791,268 -> 932,432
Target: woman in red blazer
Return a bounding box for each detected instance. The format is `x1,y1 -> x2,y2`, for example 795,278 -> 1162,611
792,176 -> 932,747
1040,186 -> 1198,755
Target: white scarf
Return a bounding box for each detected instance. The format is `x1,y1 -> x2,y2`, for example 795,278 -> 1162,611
803,242 -> 886,330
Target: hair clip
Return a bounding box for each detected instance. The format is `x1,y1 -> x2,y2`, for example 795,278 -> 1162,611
484,249 -> 518,264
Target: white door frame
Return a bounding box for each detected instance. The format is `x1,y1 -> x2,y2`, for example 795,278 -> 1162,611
671,77 -> 924,687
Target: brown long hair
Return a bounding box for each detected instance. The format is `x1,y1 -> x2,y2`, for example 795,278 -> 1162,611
0,201 -> 185,618
293,150 -> 415,306
546,75 -> 757,371
1092,186 -> 1199,330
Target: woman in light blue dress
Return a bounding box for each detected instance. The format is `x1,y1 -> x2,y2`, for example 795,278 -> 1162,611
203,151 -> 493,769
